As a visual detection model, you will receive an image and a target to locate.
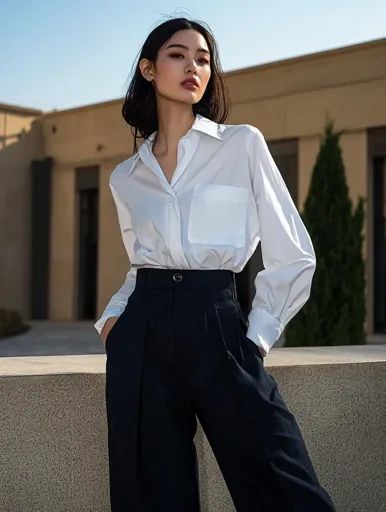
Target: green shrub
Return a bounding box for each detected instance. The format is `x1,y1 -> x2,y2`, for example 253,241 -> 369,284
285,118 -> 366,348
0,308 -> 30,338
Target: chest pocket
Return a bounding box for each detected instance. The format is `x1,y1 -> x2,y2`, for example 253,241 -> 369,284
187,184 -> 249,248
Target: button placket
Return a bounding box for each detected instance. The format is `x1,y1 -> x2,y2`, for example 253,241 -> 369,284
170,131 -> 200,189
166,196 -> 190,269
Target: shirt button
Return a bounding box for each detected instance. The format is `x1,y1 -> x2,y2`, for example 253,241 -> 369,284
173,272 -> 183,282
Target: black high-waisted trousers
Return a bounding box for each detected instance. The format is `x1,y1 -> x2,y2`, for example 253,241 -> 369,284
105,267 -> 336,511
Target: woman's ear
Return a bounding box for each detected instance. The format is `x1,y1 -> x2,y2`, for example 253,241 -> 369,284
139,58 -> 154,82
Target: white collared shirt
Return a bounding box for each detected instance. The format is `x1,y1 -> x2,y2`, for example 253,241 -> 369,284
94,113 -> 316,355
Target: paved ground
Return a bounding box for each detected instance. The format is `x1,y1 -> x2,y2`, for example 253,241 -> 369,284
0,320 -> 104,357
0,319 -> 384,358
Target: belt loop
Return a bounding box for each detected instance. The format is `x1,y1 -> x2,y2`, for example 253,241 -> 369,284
144,269 -> 148,288
232,272 -> 237,302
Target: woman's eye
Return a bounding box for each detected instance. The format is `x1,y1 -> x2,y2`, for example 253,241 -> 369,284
169,53 -> 209,64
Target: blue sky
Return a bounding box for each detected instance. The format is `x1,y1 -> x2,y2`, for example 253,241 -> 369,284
1,0 -> 385,113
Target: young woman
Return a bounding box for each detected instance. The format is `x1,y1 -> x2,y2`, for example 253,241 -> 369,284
94,16 -> 337,512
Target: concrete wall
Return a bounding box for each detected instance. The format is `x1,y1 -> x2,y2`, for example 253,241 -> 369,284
0,345 -> 384,511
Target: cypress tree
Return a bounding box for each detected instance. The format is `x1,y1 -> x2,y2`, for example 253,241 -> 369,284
284,118 -> 366,348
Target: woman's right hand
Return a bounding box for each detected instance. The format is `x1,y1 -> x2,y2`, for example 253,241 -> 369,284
101,316 -> 119,347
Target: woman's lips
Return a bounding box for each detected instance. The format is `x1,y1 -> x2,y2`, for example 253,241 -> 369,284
181,81 -> 199,89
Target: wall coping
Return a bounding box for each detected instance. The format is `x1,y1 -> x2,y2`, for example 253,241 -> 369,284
0,345 -> 384,377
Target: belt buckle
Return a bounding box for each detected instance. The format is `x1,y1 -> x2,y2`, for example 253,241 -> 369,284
172,272 -> 183,283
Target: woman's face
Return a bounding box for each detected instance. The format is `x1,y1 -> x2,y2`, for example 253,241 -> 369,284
142,29 -> 211,105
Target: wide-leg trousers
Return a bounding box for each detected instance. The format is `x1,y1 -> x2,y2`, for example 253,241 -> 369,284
105,268 -> 336,511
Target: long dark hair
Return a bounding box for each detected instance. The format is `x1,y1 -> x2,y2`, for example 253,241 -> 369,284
121,16 -> 231,154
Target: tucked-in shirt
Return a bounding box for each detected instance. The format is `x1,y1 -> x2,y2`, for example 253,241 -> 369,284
94,113 -> 316,355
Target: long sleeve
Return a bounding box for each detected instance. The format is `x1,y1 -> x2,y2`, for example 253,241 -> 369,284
245,128 -> 317,355
94,180 -> 137,336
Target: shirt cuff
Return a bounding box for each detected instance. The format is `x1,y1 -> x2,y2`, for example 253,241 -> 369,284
94,305 -> 125,336
246,306 -> 285,355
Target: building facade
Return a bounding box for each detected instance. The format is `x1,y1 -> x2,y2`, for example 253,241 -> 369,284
1,37 -> 385,337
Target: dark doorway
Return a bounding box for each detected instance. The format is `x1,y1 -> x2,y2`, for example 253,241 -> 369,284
373,156 -> 386,333
30,157 -> 53,318
76,167 -> 99,320
368,127 -> 386,334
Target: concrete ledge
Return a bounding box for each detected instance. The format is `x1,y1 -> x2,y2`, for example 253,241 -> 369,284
0,346 -> 385,511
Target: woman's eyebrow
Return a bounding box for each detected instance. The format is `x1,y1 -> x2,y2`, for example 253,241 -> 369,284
165,43 -> 210,54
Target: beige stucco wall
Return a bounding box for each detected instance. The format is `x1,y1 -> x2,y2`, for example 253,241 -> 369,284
49,163 -> 76,320
0,111 -> 39,149
228,37 -> 386,136
42,100 -> 132,166
0,117 -> 44,317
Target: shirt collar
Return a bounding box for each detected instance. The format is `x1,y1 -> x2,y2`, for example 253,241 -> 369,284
125,113 -> 223,176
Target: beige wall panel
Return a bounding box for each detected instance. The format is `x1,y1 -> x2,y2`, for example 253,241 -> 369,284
231,77 -> 386,140
227,39 -> 386,104
0,112 -> 38,149
0,121 -> 43,317
42,102 -> 134,166
49,164 -> 76,320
